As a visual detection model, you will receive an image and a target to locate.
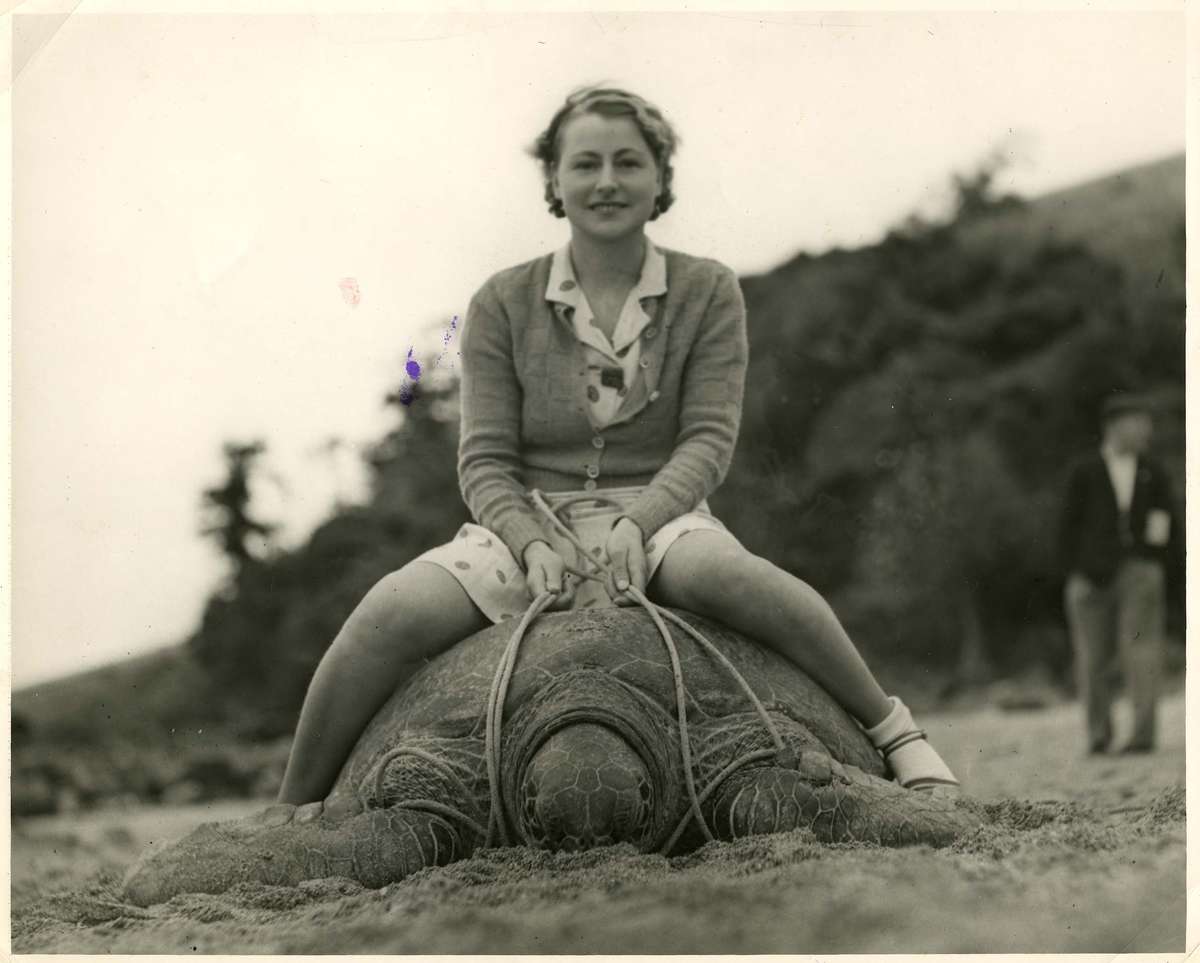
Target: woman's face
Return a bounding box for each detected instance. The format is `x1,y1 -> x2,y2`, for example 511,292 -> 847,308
551,112 -> 663,244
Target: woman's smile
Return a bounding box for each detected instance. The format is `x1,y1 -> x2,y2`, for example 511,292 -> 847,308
590,201 -> 628,215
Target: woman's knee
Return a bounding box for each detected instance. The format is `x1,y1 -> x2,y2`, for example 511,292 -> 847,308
339,561 -> 485,662
711,550 -> 788,615
656,534 -> 769,615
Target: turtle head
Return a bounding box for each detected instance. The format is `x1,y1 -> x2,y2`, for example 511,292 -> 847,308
505,669 -> 677,852
519,722 -> 653,850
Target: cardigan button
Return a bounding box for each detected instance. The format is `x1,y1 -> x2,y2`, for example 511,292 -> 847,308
586,464 -> 600,479
649,390 -> 661,403
592,436 -> 605,449
639,358 -> 650,369
584,479 -> 597,492
643,325 -> 658,339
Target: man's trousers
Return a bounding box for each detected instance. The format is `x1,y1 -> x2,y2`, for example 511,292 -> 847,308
1064,558 -> 1165,751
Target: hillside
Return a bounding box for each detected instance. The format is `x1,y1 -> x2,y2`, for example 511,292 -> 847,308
12,647 -> 290,817
969,153 -> 1184,301
14,647 -> 204,743
717,150 -> 1184,685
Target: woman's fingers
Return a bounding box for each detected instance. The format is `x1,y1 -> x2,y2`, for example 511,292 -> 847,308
549,573 -> 577,611
606,546 -> 626,600
543,555 -> 570,611
618,547 -> 647,606
527,547 -> 578,609
619,535 -> 648,605
542,555 -> 564,596
524,528 -> 652,611
525,557 -> 555,601
525,559 -> 547,600
607,546 -> 641,606
627,544 -> 648,595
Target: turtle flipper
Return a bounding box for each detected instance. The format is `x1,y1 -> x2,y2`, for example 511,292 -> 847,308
122,802 -> 465,906
705,758 -> 980,847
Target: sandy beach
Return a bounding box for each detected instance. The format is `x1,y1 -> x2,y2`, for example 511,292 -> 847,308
12,688 -> 1185,954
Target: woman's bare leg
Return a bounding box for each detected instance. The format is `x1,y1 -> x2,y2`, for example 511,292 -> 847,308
276,561 -> 489,806
648,531 -> 960,788
647,531 -> 893,727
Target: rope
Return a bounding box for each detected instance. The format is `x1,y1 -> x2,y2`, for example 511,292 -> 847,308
475,488 -> 788,853
484,590 -> 556,847
364,746 -> 490,840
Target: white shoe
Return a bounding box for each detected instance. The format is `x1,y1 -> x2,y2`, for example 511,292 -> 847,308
864,696 -> 961,792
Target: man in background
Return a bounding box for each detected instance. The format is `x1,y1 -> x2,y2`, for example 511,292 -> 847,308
1058,393 -> 1177,755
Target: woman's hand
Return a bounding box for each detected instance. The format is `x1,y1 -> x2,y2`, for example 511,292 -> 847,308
522,540 -> 576,611
604,517 -> 647,606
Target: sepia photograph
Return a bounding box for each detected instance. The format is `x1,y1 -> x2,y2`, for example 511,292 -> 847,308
9,2 -> 1188,954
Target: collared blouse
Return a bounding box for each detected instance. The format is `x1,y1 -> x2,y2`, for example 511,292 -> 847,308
545,241 -> 668,429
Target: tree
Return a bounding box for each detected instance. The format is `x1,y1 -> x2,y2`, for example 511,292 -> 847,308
948,145 -> 1024,223
187,360 -> 468,732
200,440 -> 277,572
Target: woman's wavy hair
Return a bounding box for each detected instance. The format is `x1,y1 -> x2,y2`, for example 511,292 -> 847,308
529,85 -> 679,220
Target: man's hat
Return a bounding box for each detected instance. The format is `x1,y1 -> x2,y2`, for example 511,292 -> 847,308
1101,391 -> 1153,422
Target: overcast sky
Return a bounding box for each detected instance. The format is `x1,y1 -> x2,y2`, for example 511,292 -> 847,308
12,8 -> 1184,686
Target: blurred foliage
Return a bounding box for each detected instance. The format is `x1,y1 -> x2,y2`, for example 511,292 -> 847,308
187,372 -> 470,735
718,155 -> 1185,686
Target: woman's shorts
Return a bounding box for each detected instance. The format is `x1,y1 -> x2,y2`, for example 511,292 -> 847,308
412,485 -> 740,623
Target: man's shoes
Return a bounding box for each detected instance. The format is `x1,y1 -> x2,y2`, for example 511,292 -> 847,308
1118,743 -> 1155,755
1087,741 -> 1110,756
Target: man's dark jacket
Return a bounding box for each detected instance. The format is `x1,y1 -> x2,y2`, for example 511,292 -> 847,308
1058,451 -> 1179,585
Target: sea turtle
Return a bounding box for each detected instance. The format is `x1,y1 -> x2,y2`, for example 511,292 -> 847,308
123,607 -> 979,905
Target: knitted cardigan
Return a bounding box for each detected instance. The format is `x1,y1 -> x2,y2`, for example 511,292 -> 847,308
457,245 -> 748,566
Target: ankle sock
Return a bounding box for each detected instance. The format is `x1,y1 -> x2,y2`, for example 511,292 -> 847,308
864,696 -> 960,791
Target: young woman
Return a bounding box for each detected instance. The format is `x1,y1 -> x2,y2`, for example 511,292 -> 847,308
276,86 -> 959,818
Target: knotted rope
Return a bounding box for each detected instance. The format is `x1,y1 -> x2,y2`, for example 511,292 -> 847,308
481,489 -> 788,854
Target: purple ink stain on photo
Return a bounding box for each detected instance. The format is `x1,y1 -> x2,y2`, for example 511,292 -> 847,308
405,347 -> 422,381
396,316 -> 460,407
